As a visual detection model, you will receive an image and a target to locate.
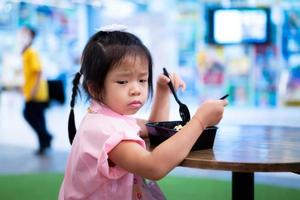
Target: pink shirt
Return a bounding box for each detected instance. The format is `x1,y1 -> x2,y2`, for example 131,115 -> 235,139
59,100 -> 145,200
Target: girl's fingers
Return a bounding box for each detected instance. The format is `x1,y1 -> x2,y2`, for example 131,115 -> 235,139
170,73 -> 178,88
169,73 -> 186,91
218,99 -> 228,106
159,74 -> 170,84
223,99 -> 228,106
160,72 -> 186,91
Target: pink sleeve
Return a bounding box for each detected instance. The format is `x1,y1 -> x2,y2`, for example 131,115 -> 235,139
97,132 -> 145,179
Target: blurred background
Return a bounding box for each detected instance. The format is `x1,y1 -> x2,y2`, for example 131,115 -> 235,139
1,0 -> 300,149
0,0 -> 300,199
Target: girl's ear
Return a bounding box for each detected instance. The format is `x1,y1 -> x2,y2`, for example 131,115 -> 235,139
87,81 -> 97,99
87,81 -> 103,101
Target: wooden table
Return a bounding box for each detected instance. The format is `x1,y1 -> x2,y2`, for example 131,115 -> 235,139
179,125 -> 300,200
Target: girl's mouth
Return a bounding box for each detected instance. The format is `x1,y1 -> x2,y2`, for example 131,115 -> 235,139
128,100 -> 142,108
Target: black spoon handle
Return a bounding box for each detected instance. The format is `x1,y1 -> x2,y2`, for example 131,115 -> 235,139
220,94 -> 229,100
163,68 -> 182,104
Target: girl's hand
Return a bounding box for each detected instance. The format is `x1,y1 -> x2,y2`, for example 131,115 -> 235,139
193,99 -> 228,128
149,72 -> 186,122
156,72 -> 186,93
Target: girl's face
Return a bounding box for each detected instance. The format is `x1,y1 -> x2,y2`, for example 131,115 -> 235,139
102,55 -> 149,115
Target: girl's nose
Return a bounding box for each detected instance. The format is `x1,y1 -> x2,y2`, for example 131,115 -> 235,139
129,83 -> 141,96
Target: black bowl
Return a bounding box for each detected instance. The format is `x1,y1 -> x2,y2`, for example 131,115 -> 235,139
146,121 -> 217,151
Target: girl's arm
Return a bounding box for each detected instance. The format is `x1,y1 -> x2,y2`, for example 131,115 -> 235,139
137,73 -> 186,137
109,99 -> 227,180
136,118 -> 148,138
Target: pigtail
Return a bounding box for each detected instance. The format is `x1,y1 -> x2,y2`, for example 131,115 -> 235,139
68,72 -> 82,145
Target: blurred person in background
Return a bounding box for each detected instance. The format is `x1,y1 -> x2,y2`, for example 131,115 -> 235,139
21,25 -> 52,155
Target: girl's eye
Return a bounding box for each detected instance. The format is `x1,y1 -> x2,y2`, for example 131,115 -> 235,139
116,80 -> 128,84
139,79 -> 147,83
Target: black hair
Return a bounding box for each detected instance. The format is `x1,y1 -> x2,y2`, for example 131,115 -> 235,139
21,24 -> 37,40
68,30 -> 153,144
26,26 -> 36,40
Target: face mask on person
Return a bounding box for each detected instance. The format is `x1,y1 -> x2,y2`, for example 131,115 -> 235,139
21,31 -> 32,48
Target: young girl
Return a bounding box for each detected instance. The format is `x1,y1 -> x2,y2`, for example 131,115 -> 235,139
59,25 -> 227,200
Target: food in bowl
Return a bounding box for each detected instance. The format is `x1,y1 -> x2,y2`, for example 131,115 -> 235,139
145,121 -> 218,151
174,124 -> 183,131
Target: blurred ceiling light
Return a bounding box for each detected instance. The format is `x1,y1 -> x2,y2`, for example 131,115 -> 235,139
102,0 -> 136,18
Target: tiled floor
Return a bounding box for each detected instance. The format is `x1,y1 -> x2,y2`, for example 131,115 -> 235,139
1,90 -> 300,189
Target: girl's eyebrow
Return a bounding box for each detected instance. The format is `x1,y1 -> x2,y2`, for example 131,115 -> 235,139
115,70 -> 131,77
139,71 -> 149,76
115,70 -> 148,77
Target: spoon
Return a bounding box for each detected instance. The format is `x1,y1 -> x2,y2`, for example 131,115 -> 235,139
220,94 -> 229,100
163,68 -> 191,125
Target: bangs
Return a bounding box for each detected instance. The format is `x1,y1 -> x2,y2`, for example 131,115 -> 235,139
105,45 -> 150,70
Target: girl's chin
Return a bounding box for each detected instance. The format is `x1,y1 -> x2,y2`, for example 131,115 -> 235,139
125,110 -> 139,115
114,105 -> 143,115
122,108 -> 141,116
